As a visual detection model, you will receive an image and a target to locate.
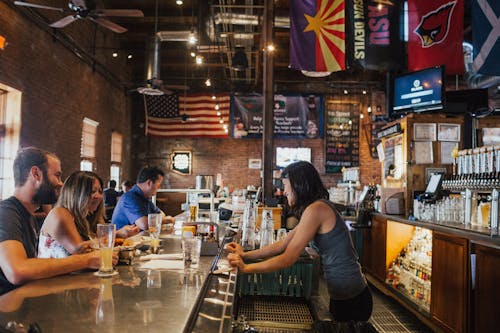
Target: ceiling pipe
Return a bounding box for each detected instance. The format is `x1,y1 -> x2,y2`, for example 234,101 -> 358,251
463,42 -> 500,89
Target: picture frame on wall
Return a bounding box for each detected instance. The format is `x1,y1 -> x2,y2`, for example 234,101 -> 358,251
171,151 -> 192,175
414,141 -> 434,164
440,141 -> 458,164
413,123 -> 436,141
438,123 -> 460,142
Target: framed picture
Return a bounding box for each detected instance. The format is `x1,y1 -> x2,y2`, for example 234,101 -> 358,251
171,151 -> 191,175
248,159 -> 261,169
438,123 -> 460,142
441,141 -> 458,164
482,128 -> 500,146
414,141 -> 433,164
413,123 -> 436,141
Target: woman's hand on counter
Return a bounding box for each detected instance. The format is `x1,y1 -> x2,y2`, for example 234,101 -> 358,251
224,242 -> 244,256
227,253 -> 246,272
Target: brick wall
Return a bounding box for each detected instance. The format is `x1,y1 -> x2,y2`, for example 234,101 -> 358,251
0,3 -> 131,182
130,95 -> 382,192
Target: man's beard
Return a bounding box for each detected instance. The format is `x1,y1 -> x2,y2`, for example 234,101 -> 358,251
33,178 -> 58,205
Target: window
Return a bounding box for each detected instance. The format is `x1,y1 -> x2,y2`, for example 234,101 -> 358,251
0,85 -> 21,199
111,131 -> 122,163
110,164 -> 120,185
110,131 -> 122,184
81,117 -> 99,171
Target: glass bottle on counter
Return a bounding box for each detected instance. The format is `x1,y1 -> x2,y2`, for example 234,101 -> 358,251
260,209 -> 274,248
240,200 -> 256,251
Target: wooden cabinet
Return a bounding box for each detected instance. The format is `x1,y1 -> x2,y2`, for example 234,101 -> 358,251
431,232 -> 469,333
473,244 -> 500,333
361,215 -> 386,282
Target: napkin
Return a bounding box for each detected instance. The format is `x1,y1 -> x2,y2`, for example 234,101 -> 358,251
140,253 -> 183,261
140,260 -> 184,270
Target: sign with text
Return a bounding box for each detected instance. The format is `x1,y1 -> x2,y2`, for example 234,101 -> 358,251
231,94 -> 324,139
171,151 -> 191,175
325,103 -> 360,173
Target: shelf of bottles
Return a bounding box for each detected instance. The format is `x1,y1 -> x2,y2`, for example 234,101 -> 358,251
386,227 -> 432,313
442,145 -> 500,192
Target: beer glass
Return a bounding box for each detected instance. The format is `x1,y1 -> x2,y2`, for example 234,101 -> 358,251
148,213 -> 162,254
96,224 -> 116,276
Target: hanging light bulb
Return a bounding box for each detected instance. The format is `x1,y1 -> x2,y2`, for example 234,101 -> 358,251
188,32 -> 197,45
112,52 -> 118,58
215,104 -> 220,110
190,51 -> 196,57
360,113 -> 365,119
217,111 -> 221,116
127,54 -> 133,59
211,95 -> 216,100
367,106 -> 372,113
195,55 -> 203,65
266,44 -> 275,53
343,89 -> 348,95
176,1 -> 183,6
219,119 -> 224,124
205,78 -> 211,87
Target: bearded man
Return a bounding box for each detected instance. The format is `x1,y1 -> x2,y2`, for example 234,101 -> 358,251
0,147 -> 101,295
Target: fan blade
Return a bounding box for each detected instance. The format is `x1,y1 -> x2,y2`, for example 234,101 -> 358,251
95,9 -> 144,17
163,84 -> 190,91
89,17 -> 127,33
14,1 -> 64,12
50,15 -> 78,28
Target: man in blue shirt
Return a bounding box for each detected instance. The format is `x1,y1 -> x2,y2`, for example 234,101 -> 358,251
112,166 -> 174,231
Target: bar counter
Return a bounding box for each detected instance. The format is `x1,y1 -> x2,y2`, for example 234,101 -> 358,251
0,235 -> 231,333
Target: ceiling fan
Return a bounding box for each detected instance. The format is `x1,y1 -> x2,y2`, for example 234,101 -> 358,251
134,78 -> 190,96
14,0 -> 144,33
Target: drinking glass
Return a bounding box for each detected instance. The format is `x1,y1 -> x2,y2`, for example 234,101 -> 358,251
96,224 -> 116,277
182,237 -> 202,269
147,270 -> 162,288
276,228 -> 287,242
148,213 -> 162,254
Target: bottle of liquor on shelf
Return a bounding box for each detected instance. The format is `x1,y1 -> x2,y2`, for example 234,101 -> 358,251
306,95 -> 319,138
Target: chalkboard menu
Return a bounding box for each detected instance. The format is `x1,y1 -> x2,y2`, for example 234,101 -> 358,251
325,103 -> 360,173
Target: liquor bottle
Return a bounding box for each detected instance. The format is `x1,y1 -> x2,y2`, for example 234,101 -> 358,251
306,95 -> 319,138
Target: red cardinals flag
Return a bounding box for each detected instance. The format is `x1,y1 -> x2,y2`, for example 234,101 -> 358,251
408,0 -> 464,74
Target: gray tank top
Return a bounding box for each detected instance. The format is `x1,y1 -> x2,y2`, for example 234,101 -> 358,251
311,199 -> 367,300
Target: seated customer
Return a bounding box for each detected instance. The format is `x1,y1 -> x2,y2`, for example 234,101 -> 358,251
0,147 -> 101,295
103,179 -> 119,221
119,180 -> 133,196
39,171 -> 139,258
112,166 -> 174,231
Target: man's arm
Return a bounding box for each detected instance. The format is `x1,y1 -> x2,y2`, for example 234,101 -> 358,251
0,240 -> 100,286
134,216 -> 148,231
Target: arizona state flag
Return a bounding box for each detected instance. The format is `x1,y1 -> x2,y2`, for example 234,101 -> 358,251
408,0 -> 464,74
472,0 -> 500,75
290,0 -> 346,72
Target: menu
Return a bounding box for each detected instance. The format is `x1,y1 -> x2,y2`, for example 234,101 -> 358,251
325,103 -> 360,173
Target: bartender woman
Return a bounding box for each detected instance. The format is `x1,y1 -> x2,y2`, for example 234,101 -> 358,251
226,161 -> 372,322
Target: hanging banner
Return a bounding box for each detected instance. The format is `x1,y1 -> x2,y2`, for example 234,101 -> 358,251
347,0 -> 404,71
325,102 -> 360,173
231,94 -> 324,139
407,0 -> 464,75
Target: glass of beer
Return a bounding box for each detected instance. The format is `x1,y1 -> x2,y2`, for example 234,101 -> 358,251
96,224 -> 116,276
148,213 -> 162,254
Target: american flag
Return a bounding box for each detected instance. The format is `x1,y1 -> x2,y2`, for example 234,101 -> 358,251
144,93 -> 230,138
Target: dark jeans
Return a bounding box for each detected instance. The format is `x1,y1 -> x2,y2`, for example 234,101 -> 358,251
329,286 -> 373,322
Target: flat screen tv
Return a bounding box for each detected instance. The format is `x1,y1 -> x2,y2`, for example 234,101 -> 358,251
393,66 -> 444,113
276,147 -> 311,169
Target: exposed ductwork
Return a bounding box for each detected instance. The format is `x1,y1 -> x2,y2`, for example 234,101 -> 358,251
463,42 -> 500,89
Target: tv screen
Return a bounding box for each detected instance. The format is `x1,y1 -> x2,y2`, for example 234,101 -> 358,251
393,66 -> 444,113
276,147 -> 311,169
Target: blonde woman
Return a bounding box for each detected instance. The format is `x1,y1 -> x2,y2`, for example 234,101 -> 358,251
38,171 -> 138,258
